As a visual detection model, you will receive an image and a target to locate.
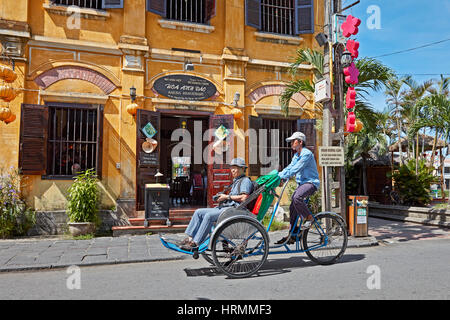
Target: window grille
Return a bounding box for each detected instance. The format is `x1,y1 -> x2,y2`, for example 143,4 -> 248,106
261,0 -> 295,36
47,104 -> 99,176
51,0 -> 103,10
262,118 -> 297,171
166,0 -> 207,24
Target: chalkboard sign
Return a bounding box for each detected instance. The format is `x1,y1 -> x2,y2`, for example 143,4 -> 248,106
145,184 -> 170,221
153,74 -> 217,101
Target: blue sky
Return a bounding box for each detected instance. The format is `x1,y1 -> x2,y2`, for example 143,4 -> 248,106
344,0 -> 450,112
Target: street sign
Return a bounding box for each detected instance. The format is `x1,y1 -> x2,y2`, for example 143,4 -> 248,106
332,14 -> 347,44
318,146 -> 345,167
314,78 -> 331,103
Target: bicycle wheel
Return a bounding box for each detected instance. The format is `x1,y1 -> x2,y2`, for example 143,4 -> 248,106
211,217 -> 269,278
302,213 -> 348,265
201,251 -> 214,265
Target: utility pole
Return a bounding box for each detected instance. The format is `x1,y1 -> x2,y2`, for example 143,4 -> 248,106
332,0 -> 347,222
321,0 -> 333,212
321,0 -> 347,221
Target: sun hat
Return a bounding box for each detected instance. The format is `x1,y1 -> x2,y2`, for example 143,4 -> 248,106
285,131 -> 306,143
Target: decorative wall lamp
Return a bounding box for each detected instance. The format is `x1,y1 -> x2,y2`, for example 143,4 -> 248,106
126,85 -> 138,116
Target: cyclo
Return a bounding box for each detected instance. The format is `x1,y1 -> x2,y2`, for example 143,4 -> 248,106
160,170 -> 348,279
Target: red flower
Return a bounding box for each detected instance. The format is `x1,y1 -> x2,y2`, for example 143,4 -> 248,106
344,62 -> 359,85
346,111 -> 356,132
346,87 -> 356,109
346,39 -> 360,59
341,15 -> 361,37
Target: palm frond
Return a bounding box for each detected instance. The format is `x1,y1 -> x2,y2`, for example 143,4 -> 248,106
280,79 -> 315,116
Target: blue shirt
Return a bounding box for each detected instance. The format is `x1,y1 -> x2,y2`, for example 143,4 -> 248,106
278,148 -> 320,190
220,176 -> 254,208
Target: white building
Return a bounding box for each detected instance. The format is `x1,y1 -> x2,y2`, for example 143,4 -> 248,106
445,157 -> 450,190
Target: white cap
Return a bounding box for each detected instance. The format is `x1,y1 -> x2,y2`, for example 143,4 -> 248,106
286,131 -> 306,143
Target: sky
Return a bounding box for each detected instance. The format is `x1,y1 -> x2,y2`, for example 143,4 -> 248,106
342,0 -> 450,112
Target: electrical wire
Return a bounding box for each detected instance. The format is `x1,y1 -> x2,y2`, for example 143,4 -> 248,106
371,37 -> 450,58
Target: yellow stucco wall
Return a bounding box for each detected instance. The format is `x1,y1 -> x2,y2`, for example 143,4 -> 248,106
0,0 -> 324,214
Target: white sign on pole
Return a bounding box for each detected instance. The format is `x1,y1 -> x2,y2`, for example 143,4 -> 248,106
333,14 -> 347,44
314,78 -> 331,103
319,146 -> 345,167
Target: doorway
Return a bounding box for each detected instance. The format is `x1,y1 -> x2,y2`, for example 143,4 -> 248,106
160,113 -> 209,208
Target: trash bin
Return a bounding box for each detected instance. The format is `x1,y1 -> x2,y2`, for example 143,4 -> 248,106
144,183 -> 170,227
348,195 -> 369,237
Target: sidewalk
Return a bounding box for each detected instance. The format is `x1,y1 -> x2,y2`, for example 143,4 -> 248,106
0,231 -> 377,274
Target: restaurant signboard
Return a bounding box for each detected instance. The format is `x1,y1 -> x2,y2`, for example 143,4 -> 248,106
153,74 -> 217,101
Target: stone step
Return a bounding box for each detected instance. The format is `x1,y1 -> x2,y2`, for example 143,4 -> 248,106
369,203 -> 450,223
112,224 -> 189,237
369,211 -> 450,228
128,216 -> 191,226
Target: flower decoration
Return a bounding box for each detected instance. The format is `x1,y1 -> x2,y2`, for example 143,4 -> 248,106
344,62 -> 359,85
346,87 -> 356,109
346,39 -> 360,59
346,111 -> 356,132
341,15 -> 361,37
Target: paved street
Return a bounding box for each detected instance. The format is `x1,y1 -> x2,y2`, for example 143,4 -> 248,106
0,217 -> 449,300
0,238 -> 449,300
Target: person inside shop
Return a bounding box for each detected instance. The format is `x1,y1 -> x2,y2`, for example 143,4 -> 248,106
180,157 -> 253,251
276,131 -> 320,245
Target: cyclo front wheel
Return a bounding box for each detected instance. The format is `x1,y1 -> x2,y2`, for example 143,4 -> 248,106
302,212 -> 348,265
211,217 -> 269,278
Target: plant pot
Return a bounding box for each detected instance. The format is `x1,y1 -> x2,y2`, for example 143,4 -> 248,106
68,222 -> 96,237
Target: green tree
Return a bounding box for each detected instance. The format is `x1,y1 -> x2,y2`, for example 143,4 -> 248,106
410,77 -> 450,203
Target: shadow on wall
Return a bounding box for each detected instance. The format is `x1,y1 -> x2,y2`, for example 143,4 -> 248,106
25,177 -> 117,211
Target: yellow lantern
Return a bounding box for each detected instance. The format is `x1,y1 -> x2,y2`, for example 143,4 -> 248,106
0,65 -> 17,83
0,106 -> 11,121
4,113 -> 16,124
354,119 -> 363,133
126,102 -> 138,116
0,86 -> 16,102
231,108 -> 243,119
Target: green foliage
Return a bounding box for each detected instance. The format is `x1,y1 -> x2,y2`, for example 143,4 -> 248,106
0,167 -> 35,238
261,215 -> 289,231
67,169 -> 100,224
388,160 -> 437,206
286,178 -> 321,214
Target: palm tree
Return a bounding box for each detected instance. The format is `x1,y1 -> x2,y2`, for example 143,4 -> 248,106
402,76 -> 434,172
385,76 -> 405,165
410,77 -> 450,202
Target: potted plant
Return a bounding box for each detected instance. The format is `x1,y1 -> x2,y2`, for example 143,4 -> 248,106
66,169 -> 100,236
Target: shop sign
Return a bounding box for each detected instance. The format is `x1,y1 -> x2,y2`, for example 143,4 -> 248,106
153,74 -> 217,101
319,146 -> 345,167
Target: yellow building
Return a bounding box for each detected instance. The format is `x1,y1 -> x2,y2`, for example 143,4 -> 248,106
0,0 -> 323,229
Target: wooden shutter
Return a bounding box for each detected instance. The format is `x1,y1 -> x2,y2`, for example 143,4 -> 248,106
295,0 -> 314,34
207,114 -> 234,207
248,115 -> 262,177
96,105 -> 104,179
136,109 -> 161,211
205,0 -> 216,22
147,0 -> 166,16
102,0 -> 123,8
296,119 -> 316,153
19,104 -> 48,175
245,0 -> 261,29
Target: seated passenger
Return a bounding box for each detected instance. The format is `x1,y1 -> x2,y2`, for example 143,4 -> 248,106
180,157 -> 253,251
